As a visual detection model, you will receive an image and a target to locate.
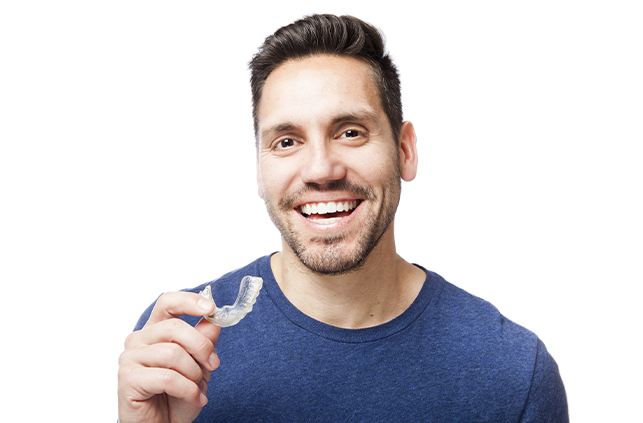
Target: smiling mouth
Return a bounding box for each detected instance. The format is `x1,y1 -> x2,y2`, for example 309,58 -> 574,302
297,200 -> 362,220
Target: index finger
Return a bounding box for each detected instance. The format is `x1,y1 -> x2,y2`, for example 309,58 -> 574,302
145,291 -> 215,327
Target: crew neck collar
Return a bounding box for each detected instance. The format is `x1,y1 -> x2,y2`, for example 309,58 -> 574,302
257,254 -> 442,343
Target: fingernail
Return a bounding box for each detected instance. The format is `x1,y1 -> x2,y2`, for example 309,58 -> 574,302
197,297 -> 213,313
199,392 -> 208,406
208,352 -> 218,370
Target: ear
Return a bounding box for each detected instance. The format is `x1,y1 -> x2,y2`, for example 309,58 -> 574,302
398,121 -> 418,181
256,160 -> 265,199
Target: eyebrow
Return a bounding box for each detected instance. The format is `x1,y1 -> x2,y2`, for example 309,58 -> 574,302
261,123 -> 298,141
260,109 -> 380,142
330,110 -> 379,127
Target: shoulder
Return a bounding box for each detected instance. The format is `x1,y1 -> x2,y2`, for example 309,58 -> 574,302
422,270 -> 568,420
428,270 -> 539,358
133,256 -> 269,330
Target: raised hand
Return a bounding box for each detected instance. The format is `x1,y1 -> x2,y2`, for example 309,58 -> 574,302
118,292 -> 220,423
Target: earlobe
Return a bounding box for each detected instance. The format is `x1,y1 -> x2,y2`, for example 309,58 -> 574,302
256,162 -> 265,199
398,121 -> 418,181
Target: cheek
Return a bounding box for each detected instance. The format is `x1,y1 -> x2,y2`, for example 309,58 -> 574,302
354,154 -> 397,182
258,163 -> 292,200
351,142 -> 397,170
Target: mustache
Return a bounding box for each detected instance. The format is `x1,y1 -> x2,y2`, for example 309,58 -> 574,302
278,179 -> 375,210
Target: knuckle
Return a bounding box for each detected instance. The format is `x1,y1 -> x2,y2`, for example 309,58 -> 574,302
186,381 -> 201,398
167,318 -> 186,332
196,335 -> 214,356
159,368 -> 176,385
164,319 -> 188,343
118,350 -> 129,367
117,362 -> 134,383
155,292 -> 171,308
123,331 -> 139,349
163,342 -> 184,363
154,291 -> 180,312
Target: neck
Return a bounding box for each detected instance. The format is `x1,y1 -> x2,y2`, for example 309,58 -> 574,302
270,225 -> 425,329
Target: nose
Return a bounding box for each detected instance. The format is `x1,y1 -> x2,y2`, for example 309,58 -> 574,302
299,139 -> 347,186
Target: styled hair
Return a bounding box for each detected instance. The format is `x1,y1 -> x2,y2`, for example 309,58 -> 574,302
249,14 -> 403,142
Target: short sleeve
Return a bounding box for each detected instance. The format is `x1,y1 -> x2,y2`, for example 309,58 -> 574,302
133,300 -> 156,331
519,339 -> 569,422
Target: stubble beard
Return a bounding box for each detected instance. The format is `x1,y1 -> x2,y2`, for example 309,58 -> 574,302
263,174 -> 401,276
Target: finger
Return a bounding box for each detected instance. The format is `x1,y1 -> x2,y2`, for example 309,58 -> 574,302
195,317 -> 222,344
125,366 -> 207,407
195,318 -> 221,372
126,318 -> 217,371
122,342 -> 206,385
146,291 -> 215,326
199,378 -> 209,398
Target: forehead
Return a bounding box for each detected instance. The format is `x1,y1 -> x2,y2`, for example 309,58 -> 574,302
257,54 -> 384,136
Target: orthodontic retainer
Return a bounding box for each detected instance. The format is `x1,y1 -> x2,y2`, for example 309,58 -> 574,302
198,275 -> 263,327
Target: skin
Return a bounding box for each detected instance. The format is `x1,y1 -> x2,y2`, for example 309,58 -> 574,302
257,54 -> 425,329
117,293 -> 220,422
117,53 -> 424,421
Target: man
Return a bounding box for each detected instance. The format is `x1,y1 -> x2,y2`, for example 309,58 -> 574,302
118,14 -> 568,422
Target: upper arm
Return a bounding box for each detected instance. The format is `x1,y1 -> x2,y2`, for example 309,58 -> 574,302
518,339 -> 569,422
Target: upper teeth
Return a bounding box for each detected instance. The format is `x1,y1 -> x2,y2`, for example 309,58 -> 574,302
300,200 -> 358,216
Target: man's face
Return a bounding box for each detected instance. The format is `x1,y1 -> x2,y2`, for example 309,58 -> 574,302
256,54 -> 411,275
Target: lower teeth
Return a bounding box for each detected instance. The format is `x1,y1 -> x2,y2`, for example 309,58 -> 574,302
306,211 -> 352,219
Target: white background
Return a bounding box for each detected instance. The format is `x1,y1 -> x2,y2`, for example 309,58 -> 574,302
1,1 -> 641,421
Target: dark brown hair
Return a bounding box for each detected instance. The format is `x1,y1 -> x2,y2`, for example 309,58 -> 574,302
249,14 -> 403,142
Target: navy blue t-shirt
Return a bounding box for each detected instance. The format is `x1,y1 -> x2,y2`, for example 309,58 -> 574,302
135,255 -> 568,422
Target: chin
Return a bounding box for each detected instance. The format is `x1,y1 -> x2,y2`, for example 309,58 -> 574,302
291,232 -> 380,276
296,251 -> 367,275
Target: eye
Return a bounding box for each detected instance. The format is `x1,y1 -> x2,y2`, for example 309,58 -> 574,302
337,128 -> 367,145
274,138 -> 297,150
341,129 -> 361,138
